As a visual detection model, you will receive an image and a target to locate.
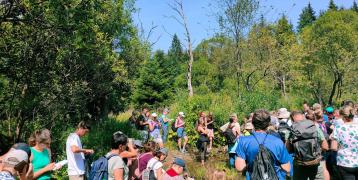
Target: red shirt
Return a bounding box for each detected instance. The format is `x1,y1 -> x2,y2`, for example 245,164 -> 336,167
166,168 -> 179,177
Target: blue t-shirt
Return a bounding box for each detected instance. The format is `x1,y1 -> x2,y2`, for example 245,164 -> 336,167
235,132 -> 291,180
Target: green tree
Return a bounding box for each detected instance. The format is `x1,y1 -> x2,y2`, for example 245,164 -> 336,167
298,2 -> 316,32
132,50 -> 171,108
328,0 -> 338,11
301,10 -> 358,105
352,1 -> 358,13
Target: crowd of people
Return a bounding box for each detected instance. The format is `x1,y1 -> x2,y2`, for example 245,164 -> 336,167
0,100 -> 357,180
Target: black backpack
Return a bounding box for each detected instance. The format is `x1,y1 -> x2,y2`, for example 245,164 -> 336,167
277,120 -> 290,142
171,121 -> 178,132
223,127 -> 236,146
250,133 -> 279,180
290,120 -> 321,166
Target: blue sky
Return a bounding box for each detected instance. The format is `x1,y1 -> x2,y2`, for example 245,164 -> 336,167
133,0 -> 356,51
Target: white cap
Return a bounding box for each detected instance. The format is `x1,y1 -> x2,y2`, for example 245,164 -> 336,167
179,112 -> 185,117
3,149 -> 29,167
151,113 -> 157,117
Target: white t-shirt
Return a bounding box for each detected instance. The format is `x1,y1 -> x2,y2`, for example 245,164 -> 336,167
66,133 -> 85,175
146,158 -> 163,178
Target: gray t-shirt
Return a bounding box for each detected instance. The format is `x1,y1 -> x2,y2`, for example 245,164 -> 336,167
106,153 -> 129,180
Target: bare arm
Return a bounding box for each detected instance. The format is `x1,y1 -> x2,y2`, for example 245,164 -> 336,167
149,121 -> 154,131
321,140 -> 329,151
331,140 -> 338,151
113,168 -> 124,180
235,157 -> 246,172
280,162 -> 290,174
71,145 -> 93,154
120,142 -> 137,158
156,168 -> 163,180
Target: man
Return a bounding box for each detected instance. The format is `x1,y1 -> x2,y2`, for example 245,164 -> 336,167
163,157 -> 186,180
286,111 -> 328,180
66,121 -> 94,180
235,109 -> 291,180
221,113 -> 240,168
0,143 -> 33,180
137,108 -> 150,141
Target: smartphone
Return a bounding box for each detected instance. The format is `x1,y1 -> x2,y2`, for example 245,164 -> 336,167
14,160 -> 28,172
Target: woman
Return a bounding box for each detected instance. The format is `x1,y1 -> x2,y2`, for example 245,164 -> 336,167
145,148 -> 168,180
175,112 -> 188,153
206,112 -> 214,151
137,141 -> 157,178
331,106 -> 358,180
29,129 -> 55,180
148,113 -> 163,148
196,117 -> 209,166
107,131 -> 129,180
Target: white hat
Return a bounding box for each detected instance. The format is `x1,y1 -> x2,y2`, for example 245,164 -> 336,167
178,112 -> 185,117
3,149 -> 29,167
151,113 -> 157,117
277,108 -> 290,119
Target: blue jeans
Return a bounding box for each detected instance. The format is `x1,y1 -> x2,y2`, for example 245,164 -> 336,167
162,125 -> 168,143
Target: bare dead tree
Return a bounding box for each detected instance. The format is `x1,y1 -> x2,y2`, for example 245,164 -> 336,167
169,0 -> 194,97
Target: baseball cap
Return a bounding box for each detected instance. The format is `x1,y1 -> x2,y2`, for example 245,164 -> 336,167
133,140 -> 143,148
158,147 -> 169,155
178,112 -> 185,117
325,106 -> 334,114
151,113 -> 157,117
12,143 -> 31,157
3,149 -> 29,167
173,157 -> 186,169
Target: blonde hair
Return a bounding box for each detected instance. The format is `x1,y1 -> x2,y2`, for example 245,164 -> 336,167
314,109 -> 323,120
28,129 -> 51,147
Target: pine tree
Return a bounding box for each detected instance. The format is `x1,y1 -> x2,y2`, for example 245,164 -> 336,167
298,2 -> 316,32
165,34 -> 185,89
328,0 -> 338,11
275,15 -> 295,47
352,1 -> 358,13
132,50 -> 170,108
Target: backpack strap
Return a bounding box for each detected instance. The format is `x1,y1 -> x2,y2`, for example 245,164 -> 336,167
106,154 -> 118,160
252,132 -> 268,145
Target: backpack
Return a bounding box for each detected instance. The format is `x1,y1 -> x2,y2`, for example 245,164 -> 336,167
171,121 -> 178,132
136,115 -> 146,130
277,120 -> 290,142
141,160 -> 160,180
250,133 -> 279,180
89,154 -> 118,180
223,127 -> 236,146
290,120 -> 321,166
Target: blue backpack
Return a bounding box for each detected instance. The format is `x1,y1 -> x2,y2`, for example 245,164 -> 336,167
89,154 -> 118,180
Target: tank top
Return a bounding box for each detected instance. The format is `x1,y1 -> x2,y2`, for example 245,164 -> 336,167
30,147 -> 52,180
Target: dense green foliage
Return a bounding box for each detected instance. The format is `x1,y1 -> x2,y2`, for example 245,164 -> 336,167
298,2 -> 316,32
0,0 -> 148,154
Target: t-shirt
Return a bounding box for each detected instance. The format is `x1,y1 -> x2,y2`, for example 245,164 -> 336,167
235,132 -> 291,180
0,171 -> 15,180
148,119 -> 161,139
162,168 -> 184,180
332,123 -> 358,168
30,147 -> 51,180
106,153 -> 129,180
146,158 -> 163,178
137,114 -> 148,130
160,114 -> 169,126
139,153 -> 153,172
66,133 -> 85,175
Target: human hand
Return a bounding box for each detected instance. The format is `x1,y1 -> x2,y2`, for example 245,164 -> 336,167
45,163 -> 55,171
85,149 -> 94,154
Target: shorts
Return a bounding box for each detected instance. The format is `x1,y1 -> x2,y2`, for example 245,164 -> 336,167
177,127 -> 186,138
69,175 -> 84,180
208,129 -> 214,138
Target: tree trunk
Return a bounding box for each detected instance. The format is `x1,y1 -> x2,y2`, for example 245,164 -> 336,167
328,74 -> 342,105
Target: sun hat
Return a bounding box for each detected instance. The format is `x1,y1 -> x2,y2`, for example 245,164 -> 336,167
12,143 -> 31,157
277,108 -> 290,119
158,147 -> 169,155
245,123 -> 254,130
178,112 -> 185,117
151,113 -> 157,117
173,157 -> 186,169
3,149 -> 29,167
